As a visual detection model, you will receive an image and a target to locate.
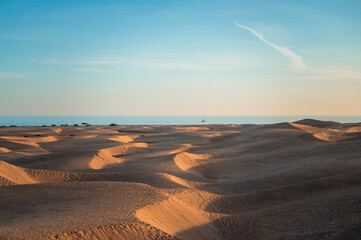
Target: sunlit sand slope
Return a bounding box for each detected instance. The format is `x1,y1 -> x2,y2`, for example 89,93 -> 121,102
1,120 -> 361,239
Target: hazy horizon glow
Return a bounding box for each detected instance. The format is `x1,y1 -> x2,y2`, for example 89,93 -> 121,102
1,0 -> 361,116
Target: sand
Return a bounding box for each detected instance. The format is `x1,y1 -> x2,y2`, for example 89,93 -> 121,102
0,119 -> 361,239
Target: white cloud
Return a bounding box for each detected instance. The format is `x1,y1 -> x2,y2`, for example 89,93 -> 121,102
234,22 -> 306,71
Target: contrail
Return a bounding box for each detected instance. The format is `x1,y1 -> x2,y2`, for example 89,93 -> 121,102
234,22 -> 305,71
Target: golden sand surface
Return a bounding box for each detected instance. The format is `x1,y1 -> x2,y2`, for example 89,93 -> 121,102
1,119 -> 361,239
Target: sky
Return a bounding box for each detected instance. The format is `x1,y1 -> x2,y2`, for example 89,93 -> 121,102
0,0 -> 361,116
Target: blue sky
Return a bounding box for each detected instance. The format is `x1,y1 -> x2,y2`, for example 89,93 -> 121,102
1,0 -> 360,115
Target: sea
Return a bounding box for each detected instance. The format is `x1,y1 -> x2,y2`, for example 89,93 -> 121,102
0,116 -> 361,126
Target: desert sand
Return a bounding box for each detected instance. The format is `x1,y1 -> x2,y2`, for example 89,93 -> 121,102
1,119 -> 361,239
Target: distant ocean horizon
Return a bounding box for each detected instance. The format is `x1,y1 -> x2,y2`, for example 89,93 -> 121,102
1,116 -> 361,126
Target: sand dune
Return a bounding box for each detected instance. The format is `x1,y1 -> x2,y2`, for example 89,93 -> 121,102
1,120 -> 361,239
108,135 -> 139,143
0,160 -> 37,185
174,152 -> 210,175
0,147 -> 11,153
136,195 -> 218,240
89,142 -> 149,169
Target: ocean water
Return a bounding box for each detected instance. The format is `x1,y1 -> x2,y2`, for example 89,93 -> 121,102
0,116 -> 361,126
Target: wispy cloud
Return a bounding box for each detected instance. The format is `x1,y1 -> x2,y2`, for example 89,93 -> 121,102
257,67 -> 361,82
69,56 -> 274,71
310,68 -> 361,81
72,57 -> 205,70
234,22 -> 305,71
74,67 -> 114,74
0,72 -> 26,79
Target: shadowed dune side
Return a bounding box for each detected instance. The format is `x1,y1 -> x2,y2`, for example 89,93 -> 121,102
0,182 -> 168,239
168,143 -> 193,154
0,138 -> 49,155
293,118 -> 342,128
174,151 -> 234,180
206,169 -> 361,214
291,122 -> 346,142
160,173 -> 194,188
259,122 -> 300,130
138,132 -> 210,144
211,185 -> 361,240
5,151 -> 103,171
0,135 -> 58,144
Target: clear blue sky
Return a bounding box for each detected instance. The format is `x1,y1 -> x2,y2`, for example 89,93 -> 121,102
1,0 -> 360,115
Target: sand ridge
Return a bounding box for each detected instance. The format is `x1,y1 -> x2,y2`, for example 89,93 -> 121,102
1,120 -> 361,239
